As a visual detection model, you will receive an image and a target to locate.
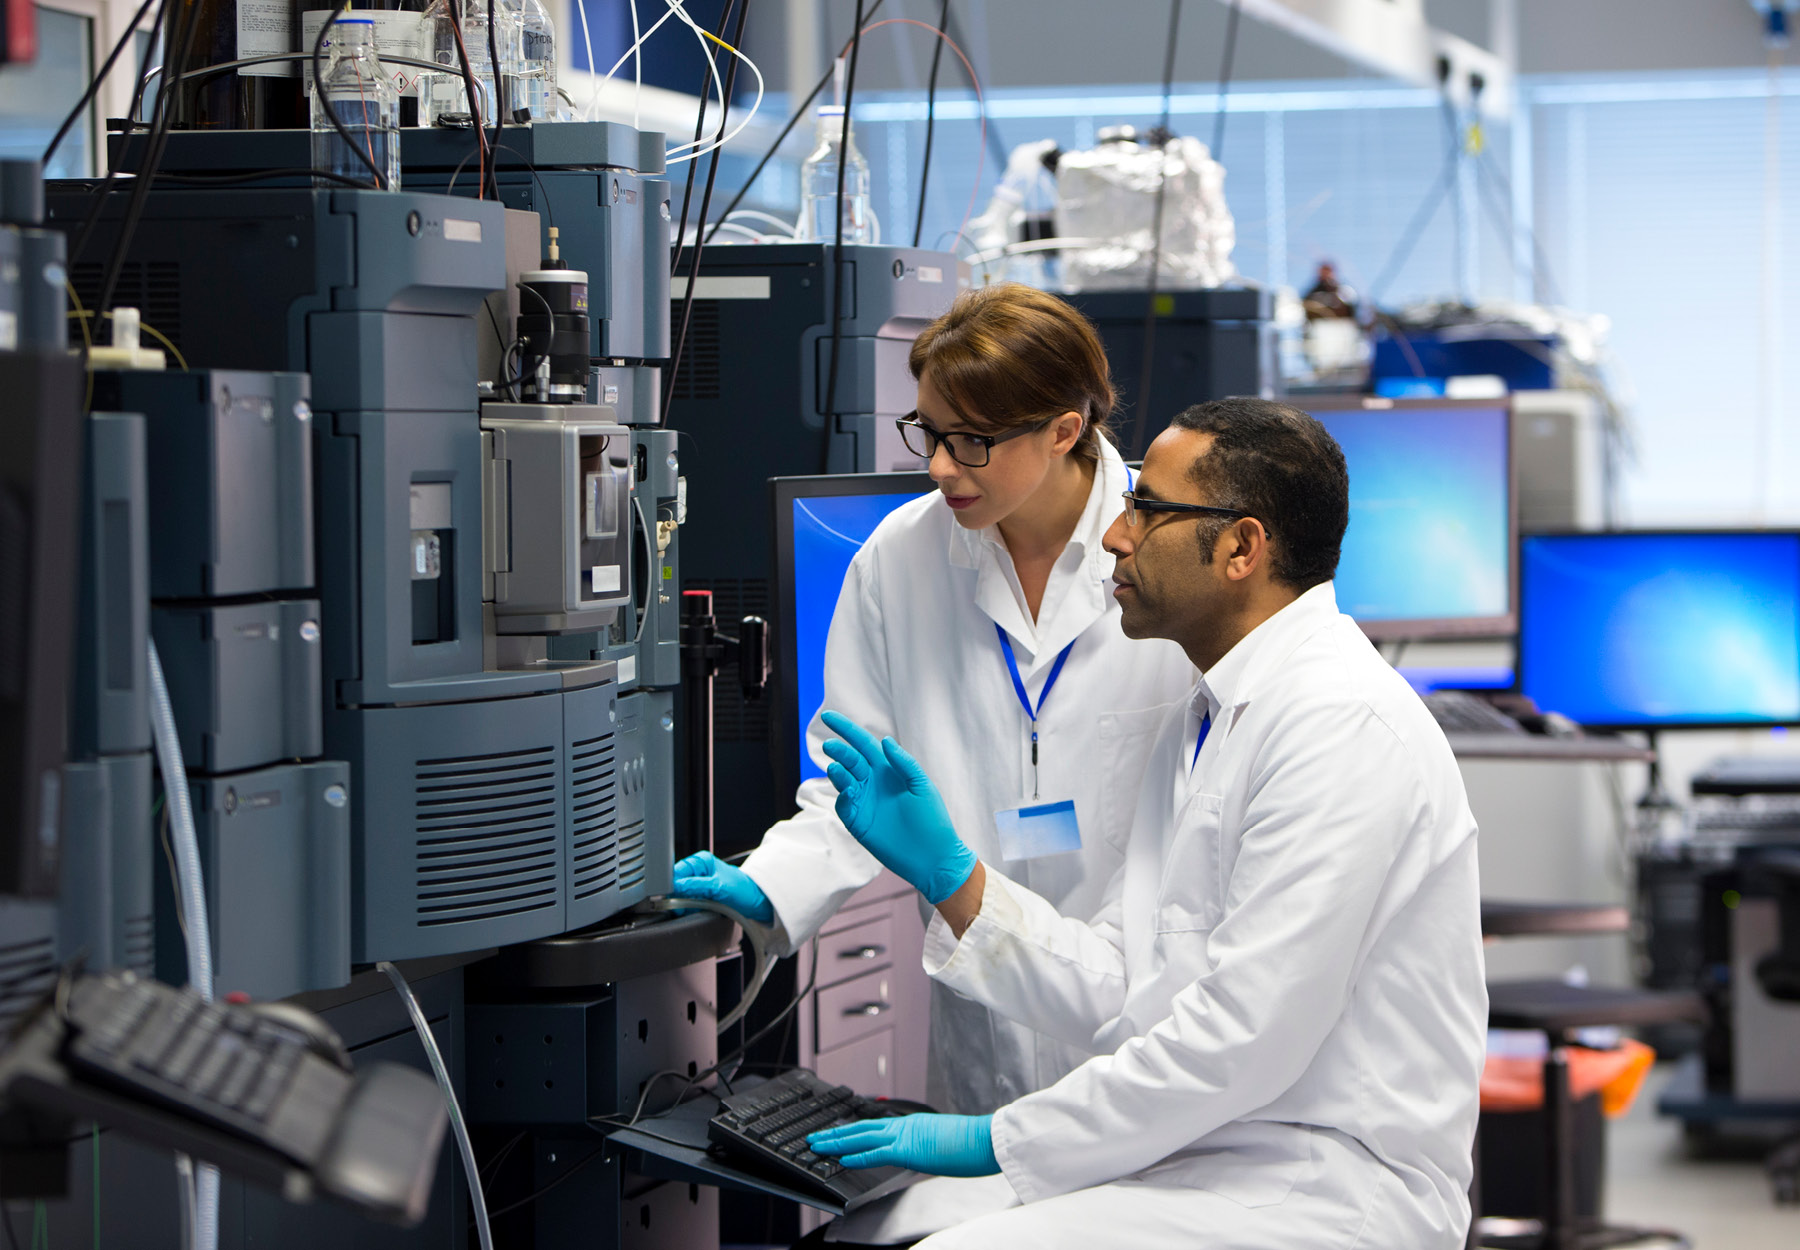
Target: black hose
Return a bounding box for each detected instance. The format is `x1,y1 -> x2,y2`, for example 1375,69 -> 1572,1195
912,0 -> 949,248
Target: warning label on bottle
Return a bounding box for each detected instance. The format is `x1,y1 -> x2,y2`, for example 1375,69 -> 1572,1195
237,0 -> 297,78
300,10 -> 429,96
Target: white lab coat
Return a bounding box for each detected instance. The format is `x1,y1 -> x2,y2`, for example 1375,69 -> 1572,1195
849,583 -> 1487,1249
741,440 -> 1195,1118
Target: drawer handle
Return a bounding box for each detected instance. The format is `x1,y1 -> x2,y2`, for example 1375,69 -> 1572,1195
842,1001 -> 891,1018
838,944 -> 887,961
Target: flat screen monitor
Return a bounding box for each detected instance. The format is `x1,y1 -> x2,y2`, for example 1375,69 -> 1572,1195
1519,531 -> 1800,729
771,473 -> 936,798
1299,397 -> 1515,638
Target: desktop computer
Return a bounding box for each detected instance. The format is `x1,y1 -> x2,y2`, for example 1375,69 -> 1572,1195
1297,397 -> 1516,640
1518,530 -> 1800,728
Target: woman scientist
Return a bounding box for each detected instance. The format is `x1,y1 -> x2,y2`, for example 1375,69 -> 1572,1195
669,282 -> 1194,1239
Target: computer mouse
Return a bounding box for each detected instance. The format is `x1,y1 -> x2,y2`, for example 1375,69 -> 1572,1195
245,1000 -> 352,1071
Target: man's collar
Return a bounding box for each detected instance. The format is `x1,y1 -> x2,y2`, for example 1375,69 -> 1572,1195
1195,581 -> 1342,717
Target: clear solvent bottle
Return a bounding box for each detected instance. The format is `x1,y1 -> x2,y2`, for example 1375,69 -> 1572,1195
310,16 -> 402,190
797,105 -> 875,244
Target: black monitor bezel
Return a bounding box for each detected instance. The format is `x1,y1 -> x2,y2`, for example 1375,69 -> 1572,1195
769,471 -> 937,807
1296,395 -> 1518,641
1517,527 -> 1800,731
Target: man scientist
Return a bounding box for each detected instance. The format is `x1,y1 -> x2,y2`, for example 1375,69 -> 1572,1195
804,397 -> 1488,1248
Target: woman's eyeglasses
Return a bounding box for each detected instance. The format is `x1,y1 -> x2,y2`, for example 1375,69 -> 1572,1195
896,413 -> 1056,468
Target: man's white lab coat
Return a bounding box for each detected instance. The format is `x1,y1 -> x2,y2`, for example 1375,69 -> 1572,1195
869,583 -> 1487,1248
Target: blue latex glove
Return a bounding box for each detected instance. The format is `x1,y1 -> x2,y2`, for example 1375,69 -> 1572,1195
669,851 -> 775,926
808,1113 -> 999,1178
819,710 -> 977,906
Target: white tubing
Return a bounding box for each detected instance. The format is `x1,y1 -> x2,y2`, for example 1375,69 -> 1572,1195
378,962 -> 494,1250
147,639 -> 219,1250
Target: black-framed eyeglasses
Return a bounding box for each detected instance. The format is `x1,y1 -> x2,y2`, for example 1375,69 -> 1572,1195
1120,490 -> 1262,535
896,412 -> 1056,468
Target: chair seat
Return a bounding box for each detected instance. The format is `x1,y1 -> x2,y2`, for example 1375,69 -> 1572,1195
1486,980 -> 1706,1034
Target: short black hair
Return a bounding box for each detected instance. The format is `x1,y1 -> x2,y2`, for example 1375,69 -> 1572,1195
1167,397 -> 1350,591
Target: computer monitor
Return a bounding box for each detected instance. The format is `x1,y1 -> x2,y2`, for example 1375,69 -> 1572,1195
770,473 -> 935,799
1519,531 -> 1800,729
1299,397 -> 1515,639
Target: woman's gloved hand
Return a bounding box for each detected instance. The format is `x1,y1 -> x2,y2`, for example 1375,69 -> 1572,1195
668,851 -> 775,926
807,1113 -> 999,1178
819,710 -> 977,906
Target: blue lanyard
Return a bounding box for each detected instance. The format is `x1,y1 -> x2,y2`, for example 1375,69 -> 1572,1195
996,625 -> 1077,798
1192,713 -> 1212,771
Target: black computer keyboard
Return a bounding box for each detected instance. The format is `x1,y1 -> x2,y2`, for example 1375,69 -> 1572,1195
60,972 -> 355,1168
707,1069 -> 922,1209
1422,690 -> 1527,735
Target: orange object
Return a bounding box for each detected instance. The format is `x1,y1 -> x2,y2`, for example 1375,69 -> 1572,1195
1479,1038 -> 1657,1118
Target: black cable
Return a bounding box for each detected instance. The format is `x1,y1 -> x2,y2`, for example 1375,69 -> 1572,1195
68,0 -> 171,271
1210,0 -> 1241,162
311,7 -> 388,190
480,1130 -> 529,1184
663,0 -> 748,425
442,0 -> 491,198
1366,126 -> 1465,308
43,0 -> 159,165
486,0 -> 504,195
668,0 -> 727,278
490,141 -> 556,229
153,167 -> 369,187
1131,0 -> 1183,460
95,0 -> 205,317
938,0 -> 1006,175
701,0 -> 889,245
817,0 -> 866,473
912,0 -> 950,248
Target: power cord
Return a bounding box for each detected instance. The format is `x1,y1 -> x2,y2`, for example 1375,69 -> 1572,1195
1131,0 -> 1184,459
377,961 -> 494,1250
817,0 -> 867,473
701,0 -> 889,245
664,0 -> 752,425
912,0 -> 950,247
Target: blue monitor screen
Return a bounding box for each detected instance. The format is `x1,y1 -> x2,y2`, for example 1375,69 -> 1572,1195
1307,403 -> 1512,631
1520,532 -> 1800,727
790,491 -> 931,781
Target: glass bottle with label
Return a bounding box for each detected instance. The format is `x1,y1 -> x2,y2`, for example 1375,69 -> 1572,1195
310,16 -> 401,190
512,0 -> 558,121
167,0 -> 304,129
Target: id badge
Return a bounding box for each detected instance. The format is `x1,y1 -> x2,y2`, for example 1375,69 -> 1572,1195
994,799 -> 1083,862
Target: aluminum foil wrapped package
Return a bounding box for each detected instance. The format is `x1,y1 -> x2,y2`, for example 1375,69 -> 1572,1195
1054,131 -> 1236,292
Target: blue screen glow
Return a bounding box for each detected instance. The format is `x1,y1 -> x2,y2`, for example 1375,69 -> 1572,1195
791,492 -> 930,780
1308,404 -> 1511,627
1520,532 -> 1800,726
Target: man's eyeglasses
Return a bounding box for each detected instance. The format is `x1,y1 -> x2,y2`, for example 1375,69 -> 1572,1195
896,413 -> 1056,468
1120,491 -> 1262,535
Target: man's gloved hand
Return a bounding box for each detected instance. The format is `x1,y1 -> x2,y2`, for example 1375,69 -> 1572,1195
819,710 -> 977,906
669,851 -> 775,926
807,1113 -> 999,1178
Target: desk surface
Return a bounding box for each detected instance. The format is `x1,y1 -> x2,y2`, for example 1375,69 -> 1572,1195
1481,900 -> 1631,939
1449,734 -> 1656,763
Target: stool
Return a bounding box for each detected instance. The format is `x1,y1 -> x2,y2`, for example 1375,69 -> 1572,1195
1482,979 -> 1707,1250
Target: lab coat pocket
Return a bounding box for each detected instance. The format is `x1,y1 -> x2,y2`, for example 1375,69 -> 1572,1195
1098,704 -> 1180,853
1155,792 -> 1224,933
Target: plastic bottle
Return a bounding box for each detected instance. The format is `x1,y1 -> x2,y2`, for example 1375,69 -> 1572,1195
513,0 -> 559,121
310,17 -> 401,190
797,105 -> 875,244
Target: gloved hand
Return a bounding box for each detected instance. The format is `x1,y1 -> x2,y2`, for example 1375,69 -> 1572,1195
669,851 -> 775,926
819,710 -> 977,906
807,1113 -> 999,1178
